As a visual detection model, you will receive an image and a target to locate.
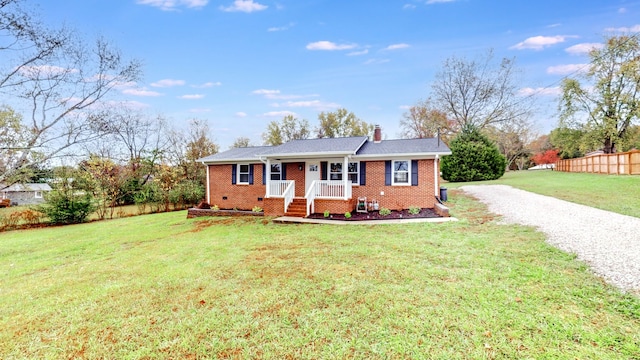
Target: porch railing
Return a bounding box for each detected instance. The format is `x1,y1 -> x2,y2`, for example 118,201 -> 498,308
304,180 -> 352,216
268,180 -> 294,197
282,181 -> 295,214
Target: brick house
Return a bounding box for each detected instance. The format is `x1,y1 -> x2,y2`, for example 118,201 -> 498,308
199,128 -> 451,217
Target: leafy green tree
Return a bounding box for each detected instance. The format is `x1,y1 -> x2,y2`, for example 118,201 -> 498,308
263,115 -> 311,145
559,35 -> 640,154
485,118 -> 535,170
230,137 -> 252,149
441,125 -> 506,182
38,168 -> 95,224
77,156 -> 128,220
549,127 -> 587,159
316,108 -> 374,138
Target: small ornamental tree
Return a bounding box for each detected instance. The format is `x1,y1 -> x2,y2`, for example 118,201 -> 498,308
441,125 -> 506,182
532,149 -> 560,166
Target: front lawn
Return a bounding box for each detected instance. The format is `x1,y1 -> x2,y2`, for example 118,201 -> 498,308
1,194 -> 638,359
444,170 -> 640,218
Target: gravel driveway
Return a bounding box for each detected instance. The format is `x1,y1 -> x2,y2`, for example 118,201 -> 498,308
460,184 -> 640,293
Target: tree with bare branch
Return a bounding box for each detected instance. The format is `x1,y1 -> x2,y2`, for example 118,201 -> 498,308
431,50 -> 531,130
399,99 -> 457,142
0,0 -> 142,186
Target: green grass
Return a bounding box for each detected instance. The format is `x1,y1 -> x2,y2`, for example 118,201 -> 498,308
444,170 -> 640,218
1,197 -> 639,359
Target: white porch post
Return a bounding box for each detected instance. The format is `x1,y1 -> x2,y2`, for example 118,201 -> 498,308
434,155 -> 439,196
343,156 -> 348,200
265,158 -> 271,198
205,164 -> 210,203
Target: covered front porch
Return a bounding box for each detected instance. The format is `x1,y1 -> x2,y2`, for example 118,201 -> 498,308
263,156 -> 355,217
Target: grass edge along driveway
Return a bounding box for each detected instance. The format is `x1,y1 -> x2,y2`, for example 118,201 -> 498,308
0,192 -> 638,359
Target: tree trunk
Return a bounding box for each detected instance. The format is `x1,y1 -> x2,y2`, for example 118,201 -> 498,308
603,137 -> 616,154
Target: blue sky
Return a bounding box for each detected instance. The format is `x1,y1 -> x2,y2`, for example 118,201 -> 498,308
33,0 -> 640,149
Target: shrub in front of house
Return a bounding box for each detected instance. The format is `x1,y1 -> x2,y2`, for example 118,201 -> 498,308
441,124 -> 506,182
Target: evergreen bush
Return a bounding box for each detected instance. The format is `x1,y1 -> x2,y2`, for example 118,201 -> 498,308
441,125 -> 506,182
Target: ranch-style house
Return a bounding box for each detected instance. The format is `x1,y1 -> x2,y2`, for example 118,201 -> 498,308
199,127 -> 451,217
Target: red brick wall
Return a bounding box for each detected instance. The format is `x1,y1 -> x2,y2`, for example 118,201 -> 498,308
208,159 -> 440,215
283,162 -> 306,197
351,159 -> 437,211
263,197 -> 285,216
207,164 -> 266,211
313,199 -> 355,214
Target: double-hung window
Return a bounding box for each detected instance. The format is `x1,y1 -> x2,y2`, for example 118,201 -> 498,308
238,164 -> 250,184
392,160 -> 410,185
270,163 -> 282,181
329,161 -> 359,184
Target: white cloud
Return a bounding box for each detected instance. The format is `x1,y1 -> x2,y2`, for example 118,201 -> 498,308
306,41 -> 357,51
262,111 -> 298,117
151,79 -> 185,87
253,89 -> 318,100
282,100 -> 340,109
220,0 -> 267,13
619,7 -> 627,14
511,35 -> 576,50
136,0 -> 208,11
565,42 -> 604,55
252,89 -> 283,99
403,4 -> 416,9
192,81 -> 221,88
546,63 -> 589,75
235,112 -> 248,117
605,24 -> 640,32
364,58 -> 390,65
426,0 -> 456,4
347,49 -> 369,56
383,43 -> 410,51
268,22 -> 294,32
179,94 -> 205,99
122,88 -> 162,97
518,87 -> 561,96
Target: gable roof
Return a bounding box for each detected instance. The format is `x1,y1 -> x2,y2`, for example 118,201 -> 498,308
198,146 -> 272,163
199,136 -> 450,164
355,138 -> 451,159
261,136 -> 368,158
1,183 -> 52,192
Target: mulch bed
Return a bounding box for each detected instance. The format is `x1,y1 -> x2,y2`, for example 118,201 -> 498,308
307,208 -> 441,221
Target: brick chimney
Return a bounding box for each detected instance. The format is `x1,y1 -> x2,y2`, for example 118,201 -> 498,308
373,125 -> 382,143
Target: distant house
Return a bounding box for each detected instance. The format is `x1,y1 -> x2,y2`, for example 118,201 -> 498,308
0,183 -> 52,206
198,126 -> 451,217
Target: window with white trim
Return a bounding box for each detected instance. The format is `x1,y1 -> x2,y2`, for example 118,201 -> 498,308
392,160 -> 410,185
270,163 -> 282,181
329,161 -> 359,184
238,164 -> 250,184
35,191 -> 43,199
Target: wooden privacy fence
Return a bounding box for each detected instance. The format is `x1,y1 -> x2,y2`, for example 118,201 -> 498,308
555,150 -> 640,175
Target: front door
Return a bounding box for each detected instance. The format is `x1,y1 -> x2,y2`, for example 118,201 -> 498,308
305,161 -> 321,195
